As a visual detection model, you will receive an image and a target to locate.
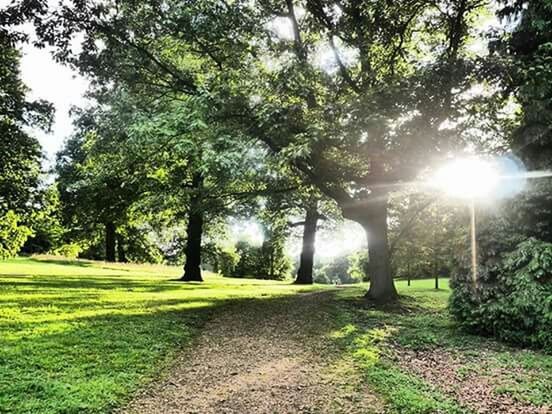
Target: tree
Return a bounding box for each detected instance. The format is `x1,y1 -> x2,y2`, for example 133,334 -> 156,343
233,0 -> 488,301
55,100 -> 143,262
0,29 -> 53,257
493,1 -> 552,242
388,193 -> 466,287
290,192 -> 339,284
295,197 -> 319,284
34,0 -> 490,302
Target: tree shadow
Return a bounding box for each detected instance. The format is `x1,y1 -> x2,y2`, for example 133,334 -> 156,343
28,257 -> 96,268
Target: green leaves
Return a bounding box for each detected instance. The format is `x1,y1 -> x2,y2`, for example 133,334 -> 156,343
450,238 -> 552,349
0,211 -> 33,259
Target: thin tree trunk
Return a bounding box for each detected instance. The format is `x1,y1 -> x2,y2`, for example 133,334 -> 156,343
295,201 -> 318,284
105,222 -> 116,262
117,234 -> 127,263
181,173 -> 204,282
349,195 -> 397,303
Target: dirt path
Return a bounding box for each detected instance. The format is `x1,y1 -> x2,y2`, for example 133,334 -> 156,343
122,290 -> 383,414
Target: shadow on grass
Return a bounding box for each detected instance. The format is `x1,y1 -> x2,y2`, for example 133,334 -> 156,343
0,288 -> 340,414
6,274 -> 538,414
28,257 -> 96,268
0,276 -> 213,292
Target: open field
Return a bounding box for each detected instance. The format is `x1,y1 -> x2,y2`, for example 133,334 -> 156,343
1,257 -> 550,413
0,257 -> 319,413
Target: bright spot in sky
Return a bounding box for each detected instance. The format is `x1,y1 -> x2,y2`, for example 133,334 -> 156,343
287,220 -> 365,261
431,156 -> 500,199
231,219 -> 366,261
312,39 -> 359,75
230,221 -> 264,246
313,221 -> 365,260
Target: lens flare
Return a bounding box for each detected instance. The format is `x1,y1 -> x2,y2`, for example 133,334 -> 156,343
430,157 -> 500,199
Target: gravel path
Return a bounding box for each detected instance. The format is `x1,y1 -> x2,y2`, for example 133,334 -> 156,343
122,290 -> 382,414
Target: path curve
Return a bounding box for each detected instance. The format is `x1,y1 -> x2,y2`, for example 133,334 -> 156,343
121,290 -> 382,414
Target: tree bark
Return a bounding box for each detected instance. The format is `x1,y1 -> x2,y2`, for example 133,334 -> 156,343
116,234 -> 127,263
344,194 -> 398,303
181,173 -> 204,282
105,222 -> 116,262
295,201 -> 318,284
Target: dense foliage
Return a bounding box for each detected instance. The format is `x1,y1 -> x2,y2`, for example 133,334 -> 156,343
450,239 -> 552,349
0,211 -> 32,259
0,30 -> 53,258
448,0 -> 552,348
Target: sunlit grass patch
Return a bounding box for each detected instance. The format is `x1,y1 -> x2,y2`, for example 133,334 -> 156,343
329,279 -> 552,413
0,256 -> 319,414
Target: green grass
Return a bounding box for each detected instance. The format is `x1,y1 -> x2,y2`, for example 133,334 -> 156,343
0,256 -> 320,414
2,259 -> 550,414
327,278 -> 552,413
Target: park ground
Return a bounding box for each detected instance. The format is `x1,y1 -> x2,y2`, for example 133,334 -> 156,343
0,257 -> 551,414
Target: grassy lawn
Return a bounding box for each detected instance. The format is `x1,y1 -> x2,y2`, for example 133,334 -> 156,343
329,279 -> 552,413
1,257 -> 550,414
0,256 -> 319,414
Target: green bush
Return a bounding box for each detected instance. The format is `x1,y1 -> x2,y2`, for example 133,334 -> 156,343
52,243 -> 83,259
231,240 -> 291,280
0,211 -> 33,259
450,238 -> 552,349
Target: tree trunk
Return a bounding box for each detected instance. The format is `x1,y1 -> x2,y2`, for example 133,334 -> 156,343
181,173 -> 204,282
105,222 -> 116,262
295,201 -> 318,284
117,234 -> 127,263
345,194 -> 397,303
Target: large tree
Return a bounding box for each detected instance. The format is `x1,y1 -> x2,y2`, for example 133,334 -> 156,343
35,0 -> 489,301
493,1 -> 552,242
0,25 -> 53,257
0,32 -> 52,216
231,0 -> 488,301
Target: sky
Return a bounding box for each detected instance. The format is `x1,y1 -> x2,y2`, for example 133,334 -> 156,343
20,43 -> 89,167
8,11 -> 90,168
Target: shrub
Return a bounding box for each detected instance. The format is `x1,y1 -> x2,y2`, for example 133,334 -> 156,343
52,243 -> 83,259
450,238 -> 552,349
205,244 -> 240,276
0,211 -> 33,259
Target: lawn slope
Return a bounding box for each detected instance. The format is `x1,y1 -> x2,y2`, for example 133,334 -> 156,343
1,258 -> 550,414
0,257 -> 318,414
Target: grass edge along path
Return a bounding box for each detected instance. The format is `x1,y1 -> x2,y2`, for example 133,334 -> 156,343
330,285 -> 551,414
1,257 -> 551,413
0,256 -> 322,414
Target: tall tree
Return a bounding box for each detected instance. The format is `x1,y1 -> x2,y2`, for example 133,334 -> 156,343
295,197 -> 319,284
35,0 -> 490,302
0,26 -> 53,257
493,1 -> 552,242
0,33 -> 52,216
233,0 -> 487,301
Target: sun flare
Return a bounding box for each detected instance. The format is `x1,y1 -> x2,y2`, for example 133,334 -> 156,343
431,157 -> 500,199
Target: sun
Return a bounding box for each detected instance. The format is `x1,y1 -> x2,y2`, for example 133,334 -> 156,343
430,157 -> 500,199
